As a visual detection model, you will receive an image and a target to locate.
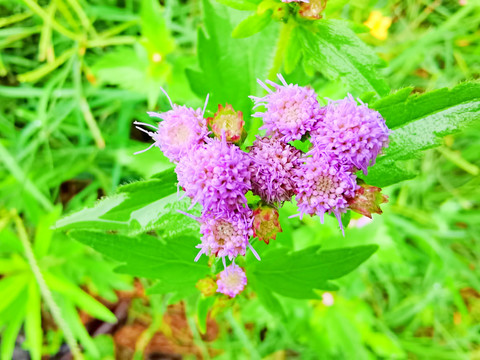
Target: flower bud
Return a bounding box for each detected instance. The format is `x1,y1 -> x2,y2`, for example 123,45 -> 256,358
348,182 -> 388,218
252,205 -> 282,244
196,277 -> 217,297
207,104 -> 245,144
299,0 -> 327,20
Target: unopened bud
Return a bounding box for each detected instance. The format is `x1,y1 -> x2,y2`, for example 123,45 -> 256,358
196,277 -> 217,297
348,182 -> 388,218
207,104 -> 245,144
299,0 -> 327,20
252,205 -> 282,244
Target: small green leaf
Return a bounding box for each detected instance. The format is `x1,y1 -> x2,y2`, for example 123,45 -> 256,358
232,11 -> 272,38
247,245 -> 378,299
299,20 -> 389,96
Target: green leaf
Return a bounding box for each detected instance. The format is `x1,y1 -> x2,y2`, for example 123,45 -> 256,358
44,272 -> 117,323
283,24 -> 302,75
372,81 -> 480,130
299,20 -> 389,96
360,160 -> 417,188
247,245 -> 378,299
215,0 -> 259,10
186,0 -> 279,120
68,231 -> 210,298
196,296 -> 216,334
364,81 -> 480,186
0,274 -> 30,315
140,0 -> 175,55
24,281 -> 42,360
232,11 -> 272,38
378,83 -> 480,162
0,303 -> 25,360
55,295 -> 99,357
54,169 -> 178,234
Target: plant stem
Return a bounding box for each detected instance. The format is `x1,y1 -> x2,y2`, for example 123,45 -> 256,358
267,20 -> 294,80
13,212 -> 84,360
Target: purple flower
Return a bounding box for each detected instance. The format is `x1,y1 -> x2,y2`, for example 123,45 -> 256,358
248,136 -> 302,204
175,137 -> 252,215
196,210 -> 253,261
134,90 -> 209,163
310,94 -> 389,174
216,263 -> 247,298
250,74 -> 322,142
294,153 -> 358,234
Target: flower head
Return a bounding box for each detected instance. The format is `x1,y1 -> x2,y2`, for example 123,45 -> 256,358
207,104 -> 245,144
196,211 -> 253,261
216,263 -> 247,298
175,137 -> 252,215
134,90 -> 209,163
294,153 -> 358,233
250,74 -> 322,142
248,136 -> 302,203
310,95 -> 389,174
252,205 -> 282,244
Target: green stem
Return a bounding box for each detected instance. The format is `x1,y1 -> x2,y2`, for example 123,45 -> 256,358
267,20 -> 294,80
14,212 -> 84,360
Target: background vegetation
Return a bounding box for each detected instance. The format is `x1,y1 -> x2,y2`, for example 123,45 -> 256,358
0,0 -> 479,359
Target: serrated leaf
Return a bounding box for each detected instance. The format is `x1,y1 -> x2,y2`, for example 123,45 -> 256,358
373,81 -> 480,130
68,231 -> 210,298
299,20 -> 389,96
187,0 -> 278,121
361,160 -> 417,188
365,81 -> 480,186
54,169 -> 178,234
247,245 -> 378,299
232,10 -> 272,38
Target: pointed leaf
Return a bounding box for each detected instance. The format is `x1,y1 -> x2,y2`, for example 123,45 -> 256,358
247,245 -> 378,299
299,20 -> 389,96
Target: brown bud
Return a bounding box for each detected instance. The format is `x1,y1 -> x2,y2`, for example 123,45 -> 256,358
196,277 -> 217,297
252,205 -> 282,244
299,0 -> 327,20
207,104 -> 245,144
348,182 -> 388,218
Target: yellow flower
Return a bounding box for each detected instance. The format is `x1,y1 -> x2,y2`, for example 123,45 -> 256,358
364,10 -> 392,41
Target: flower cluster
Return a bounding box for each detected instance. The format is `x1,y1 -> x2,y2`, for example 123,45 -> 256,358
135,75 -> 389,298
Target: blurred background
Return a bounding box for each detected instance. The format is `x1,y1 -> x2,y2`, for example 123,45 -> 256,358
0,0 -> 479,359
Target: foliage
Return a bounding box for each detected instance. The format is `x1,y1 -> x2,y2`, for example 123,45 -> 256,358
1,0 -> 479,358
